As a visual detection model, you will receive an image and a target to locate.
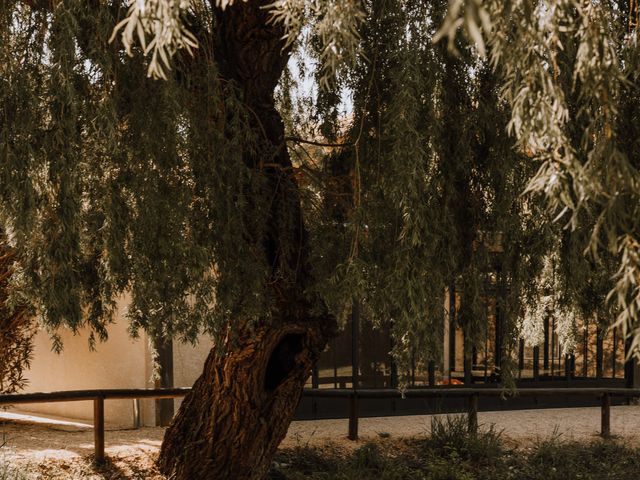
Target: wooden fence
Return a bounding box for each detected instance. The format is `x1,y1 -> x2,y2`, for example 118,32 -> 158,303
1,387 -> 639,463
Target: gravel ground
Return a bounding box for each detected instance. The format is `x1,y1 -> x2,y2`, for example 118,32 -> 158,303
1,405 -> 639,477
285,405 -> 640,445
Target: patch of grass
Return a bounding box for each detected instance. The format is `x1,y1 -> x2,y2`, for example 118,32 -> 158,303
0,432 -> 27,480
269,441 -> 415,480
273,444 -> 343,477
516,435 -> 640,480
269,416 -> 640,480
0,461 -> 27,480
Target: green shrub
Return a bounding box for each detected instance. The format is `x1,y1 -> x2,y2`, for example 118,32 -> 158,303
427,415 -> 502,464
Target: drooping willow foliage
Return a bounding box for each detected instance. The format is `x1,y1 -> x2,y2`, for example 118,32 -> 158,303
438,0 -> 640,356
298,0 -> 558,382
304,0 -> 640,375
1,0 -> 639,383
0,241 -> 32,393
0,1 -> 269,348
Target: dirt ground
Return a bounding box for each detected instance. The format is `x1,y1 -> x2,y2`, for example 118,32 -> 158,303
2,405 -> 640,479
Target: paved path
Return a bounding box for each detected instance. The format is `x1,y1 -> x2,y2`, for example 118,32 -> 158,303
1,405 -> 640,464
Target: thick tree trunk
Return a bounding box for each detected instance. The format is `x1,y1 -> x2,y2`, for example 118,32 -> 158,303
158,323 -> 328,479
158,1 -> 335,479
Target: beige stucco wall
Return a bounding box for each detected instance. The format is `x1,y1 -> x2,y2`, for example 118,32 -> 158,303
173,338 -> 213,388
20,296 -> 156,427
171,336 -> 214,413
17,292 -> 216,426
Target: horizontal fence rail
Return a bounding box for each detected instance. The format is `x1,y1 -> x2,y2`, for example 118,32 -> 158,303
1,386 -> 639,462
0,388 -> 191,405
0,388 -> 191,463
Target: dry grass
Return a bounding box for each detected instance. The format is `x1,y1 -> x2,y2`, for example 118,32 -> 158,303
10,453 -> 162,480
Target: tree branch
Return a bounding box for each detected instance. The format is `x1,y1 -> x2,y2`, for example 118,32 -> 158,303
285,136 -> 353,148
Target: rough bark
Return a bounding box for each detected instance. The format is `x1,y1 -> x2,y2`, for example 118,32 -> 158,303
158,1 -> 335,479
157,323 -> 329,479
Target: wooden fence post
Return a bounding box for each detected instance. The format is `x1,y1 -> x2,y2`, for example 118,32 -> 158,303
348,392 -> 359,440
133,398 -> 141,429
468,393 -> 479,434
94,396 -> 105,463
601,393 -> 610,438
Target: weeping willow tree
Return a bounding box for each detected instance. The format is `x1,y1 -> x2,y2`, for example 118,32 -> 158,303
2,0 -> 640,479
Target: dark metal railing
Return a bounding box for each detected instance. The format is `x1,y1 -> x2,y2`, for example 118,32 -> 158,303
304,387 -> 640,440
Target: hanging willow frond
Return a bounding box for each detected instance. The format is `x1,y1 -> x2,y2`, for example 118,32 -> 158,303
439,0 -> 640,358
0,240 -> 33,394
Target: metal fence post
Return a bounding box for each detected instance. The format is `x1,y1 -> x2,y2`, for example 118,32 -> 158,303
428,361 -> 436,387
468,393 -> 479,434
94,396 -> 105,463
601,393 -> 610,438
348,392 -> 359,440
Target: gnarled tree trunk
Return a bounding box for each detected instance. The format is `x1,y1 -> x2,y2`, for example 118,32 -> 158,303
158,322 -> 329,479
158,1 -> 335,479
